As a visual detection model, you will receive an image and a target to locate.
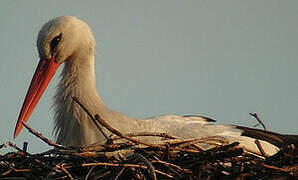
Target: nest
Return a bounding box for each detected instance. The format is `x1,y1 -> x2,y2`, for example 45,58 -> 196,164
1,99 -> 297,179
1,136 -> 298,179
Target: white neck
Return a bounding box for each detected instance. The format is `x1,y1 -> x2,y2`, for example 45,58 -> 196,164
53,52 -> 107,146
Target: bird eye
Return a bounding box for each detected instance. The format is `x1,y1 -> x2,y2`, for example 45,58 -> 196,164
50,33 -> 62,53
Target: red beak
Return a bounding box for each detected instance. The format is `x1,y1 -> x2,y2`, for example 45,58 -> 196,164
14,58 -> 60,138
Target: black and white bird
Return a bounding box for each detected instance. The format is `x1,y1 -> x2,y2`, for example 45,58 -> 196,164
14,16 -> 298,156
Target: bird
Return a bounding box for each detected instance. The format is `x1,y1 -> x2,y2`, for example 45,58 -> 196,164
14,16 -> 298,156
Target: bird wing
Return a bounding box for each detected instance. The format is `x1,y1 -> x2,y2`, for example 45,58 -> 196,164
137,115 -> 288,155
139,114 -> 241,138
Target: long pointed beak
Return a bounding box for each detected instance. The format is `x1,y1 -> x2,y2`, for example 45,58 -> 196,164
14,58 -> 60,138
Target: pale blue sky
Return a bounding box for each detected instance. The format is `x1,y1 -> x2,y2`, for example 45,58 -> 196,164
0,1 -> 297,153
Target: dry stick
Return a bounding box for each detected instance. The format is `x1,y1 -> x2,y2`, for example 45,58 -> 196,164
152,156 -> 192,174
2,161 -> 32,175
177,138 -> 221,149
73,96 -> 156,148
1,169 -> 12,176
261,164 -> 290,173
111,132 -> 177,141
129,167 -> 144,180
254,139 -> 268,158
167,137 -> 228,148
7,142 -> 31,155
72,97 -> 110,141
84,166 -> 95,180
249,112 -> 267,131
114,167 -> 125,180
94,114 -> 165,149
191,144 -> 205,151
266,144 -> 295,162
6,142 -> 59,174
127,153 -> 157,180
60,163 -> 74,180
145,135 -> 218,152
205,142 -> 240,154
5,141 -> 43,178
73,97 -> 216,153
96,171 -> 111,179
79,162 -> 174,178
0,142 -> 10,150
21,121 -> 71,150
1,165 -> 34,179
169,147 -> 199,153
73,97 -> 167,150
152,159 -> 181,177
249,113 -> 268,157
155,137 -> 227,151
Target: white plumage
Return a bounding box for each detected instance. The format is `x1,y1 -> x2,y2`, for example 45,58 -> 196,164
15,16 -> 298,156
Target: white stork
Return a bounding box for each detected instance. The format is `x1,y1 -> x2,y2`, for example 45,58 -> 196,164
14,16 -> 298,155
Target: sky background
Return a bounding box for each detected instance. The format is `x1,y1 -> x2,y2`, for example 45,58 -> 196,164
0,1 -> 297,153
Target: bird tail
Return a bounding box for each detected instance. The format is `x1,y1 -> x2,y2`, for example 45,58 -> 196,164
236,125 -> 298,148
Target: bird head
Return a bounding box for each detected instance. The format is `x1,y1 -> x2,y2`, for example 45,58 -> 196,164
37,16 -> 95,64
14,16 -> 95,138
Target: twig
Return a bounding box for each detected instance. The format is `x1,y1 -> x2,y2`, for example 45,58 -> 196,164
1,161 -> 32,176
261,164 -> 290,173
191,144 -> 205,151
80,162 -> 173,178
249,112 -> 267,131
111,132 -> 177,141
255,139 -> 268,158
7,142 -> 30,155
73,97 -> 165,149
60,163 -> 74,180
6,142 -> 59,174
21,121 -> 71,150
84,166 -> 95,180
127,153 -> 157,180
94,114 -> 165,149
0,142 -> 10,150
72,97 -> 111,142
114,167 -> 125,180
266,144 -> 295,162
1,169 -> 12,176
152,156 -> 192,173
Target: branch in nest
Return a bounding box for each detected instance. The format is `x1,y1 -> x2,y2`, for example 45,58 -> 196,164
127,153 -> 157,180
4,142 -> 59,174
72,97 -> 167,150
94,114 -> 166,149
249,112 -> 267,131
72,97 -> 110,142
111,132 -> 177,141
255,139 -> 268,158
21,121 -> 71,150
